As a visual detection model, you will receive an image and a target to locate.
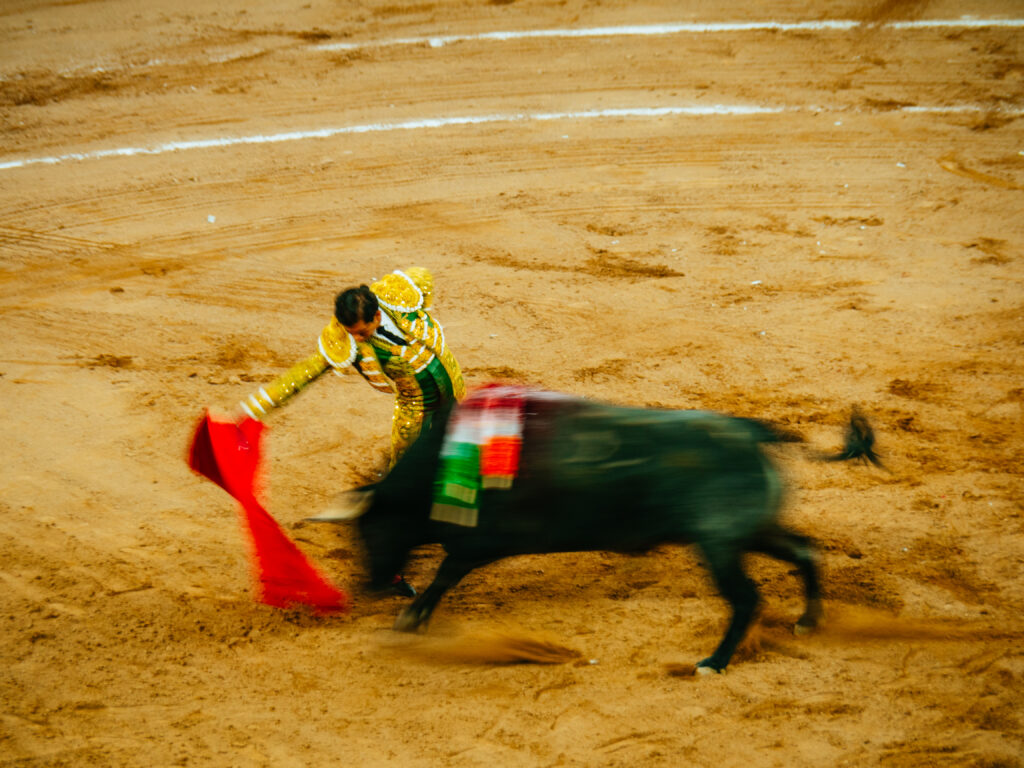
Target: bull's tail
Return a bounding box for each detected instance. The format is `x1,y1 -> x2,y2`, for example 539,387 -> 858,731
823,406 -> 885,468
745,407 -> 884,469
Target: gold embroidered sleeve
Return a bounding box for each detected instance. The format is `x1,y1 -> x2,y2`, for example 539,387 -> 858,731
418,310 -> 446,352
239,352 -> 329,420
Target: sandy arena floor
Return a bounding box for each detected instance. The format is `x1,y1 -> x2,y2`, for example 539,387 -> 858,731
1,0 -> 1022,765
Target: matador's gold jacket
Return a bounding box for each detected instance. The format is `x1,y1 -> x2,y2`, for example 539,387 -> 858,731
239,268 -> 465,431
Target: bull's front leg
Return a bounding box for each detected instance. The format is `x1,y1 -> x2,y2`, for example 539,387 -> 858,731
696,544 -> 760,674
393,554 -> 492,632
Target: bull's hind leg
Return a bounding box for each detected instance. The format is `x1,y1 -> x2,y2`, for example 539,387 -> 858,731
393,554 -> 494,632
695,543 -> 760,674
749,524 -> 823,633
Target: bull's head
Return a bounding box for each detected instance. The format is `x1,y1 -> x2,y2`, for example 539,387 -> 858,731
308,411 -> 446,593
306,485 -> 420,592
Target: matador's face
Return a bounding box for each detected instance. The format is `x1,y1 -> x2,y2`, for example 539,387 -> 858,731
343,310 -> 382,342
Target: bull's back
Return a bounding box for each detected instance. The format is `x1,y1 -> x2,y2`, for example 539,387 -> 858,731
451,400 -> 783,554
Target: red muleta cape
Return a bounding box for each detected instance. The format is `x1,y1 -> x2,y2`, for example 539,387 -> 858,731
187,411 -> 348,613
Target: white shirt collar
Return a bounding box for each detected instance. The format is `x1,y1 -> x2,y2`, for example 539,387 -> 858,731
374,311 -> 405,341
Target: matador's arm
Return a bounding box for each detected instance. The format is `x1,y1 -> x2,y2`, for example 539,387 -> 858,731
238,352 -> 330,420
238,319 -> 362,420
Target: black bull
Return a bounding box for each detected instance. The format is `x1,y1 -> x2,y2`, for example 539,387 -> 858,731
327,394 -> 880,673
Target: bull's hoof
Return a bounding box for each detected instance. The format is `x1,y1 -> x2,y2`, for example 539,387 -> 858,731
393,606 -> 427,633
795,602 -> 823,635
794,613 -> 821,636
695,658 -> 725,675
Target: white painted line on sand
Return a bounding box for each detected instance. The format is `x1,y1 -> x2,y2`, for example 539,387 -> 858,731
31,16 -> 1023,79
2,103 -> 1022,171
317,17 -> 1024,51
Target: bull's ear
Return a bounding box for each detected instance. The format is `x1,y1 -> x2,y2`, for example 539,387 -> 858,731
305,488 -> 375,523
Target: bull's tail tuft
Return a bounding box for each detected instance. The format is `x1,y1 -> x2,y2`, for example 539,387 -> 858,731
825,406 -> 885,468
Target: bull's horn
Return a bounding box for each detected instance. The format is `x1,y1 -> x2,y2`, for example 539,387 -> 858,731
305,489 -> 374,522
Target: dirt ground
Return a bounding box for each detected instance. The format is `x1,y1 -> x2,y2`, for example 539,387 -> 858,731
2,0 -> 1023,765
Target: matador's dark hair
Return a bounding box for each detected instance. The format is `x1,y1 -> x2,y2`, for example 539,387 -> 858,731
334,285 -> 379,326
